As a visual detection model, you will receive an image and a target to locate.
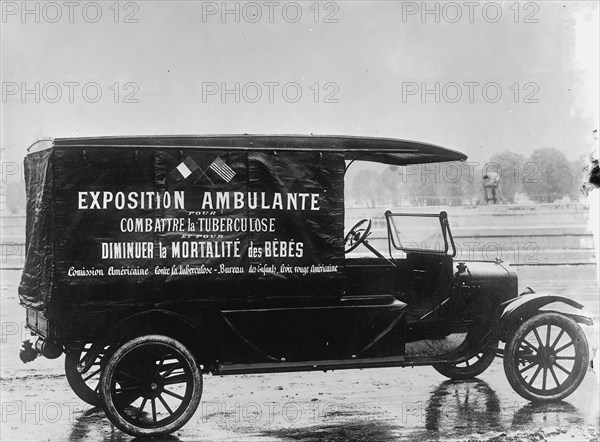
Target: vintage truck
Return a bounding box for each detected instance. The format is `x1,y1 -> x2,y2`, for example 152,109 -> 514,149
19,135 -> 592,437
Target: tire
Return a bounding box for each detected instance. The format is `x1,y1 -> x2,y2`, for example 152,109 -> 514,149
99,335 -> 202,437
504,312 -> 589,402
65,343 -> 108,407
433,343 -> 498,380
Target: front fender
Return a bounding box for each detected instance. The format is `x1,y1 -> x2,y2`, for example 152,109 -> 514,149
500,293 -> 584,321
497,293 -> 588,340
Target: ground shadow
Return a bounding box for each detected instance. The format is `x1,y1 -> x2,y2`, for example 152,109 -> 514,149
422,378 -> 501,437
511,401 -> 583,429
67,406 -> 182,442
258,418 -> 401,441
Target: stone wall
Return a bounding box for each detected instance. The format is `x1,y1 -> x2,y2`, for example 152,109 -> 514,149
346,203 -> 596,265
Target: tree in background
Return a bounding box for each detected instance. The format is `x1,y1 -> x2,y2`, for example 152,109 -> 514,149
378,166 -> 400,204
351,169 -> 381,207
346,149 -> 582,207
488,151 -> 526,203
523,148 -> 574,202
393,163 -> 441,205
401,161 -> 481,206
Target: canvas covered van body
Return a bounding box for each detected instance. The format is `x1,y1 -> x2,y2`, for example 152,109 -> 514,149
20,137 -> 347,320
19,135 -> 462,333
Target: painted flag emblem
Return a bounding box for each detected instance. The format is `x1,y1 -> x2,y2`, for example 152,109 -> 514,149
176,156 -> 200,179
209,156 -> 236,183
168,156 -> 201,184
168,155 -> 236,185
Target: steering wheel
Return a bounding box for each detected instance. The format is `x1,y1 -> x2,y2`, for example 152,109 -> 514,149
344,219 -> 372,253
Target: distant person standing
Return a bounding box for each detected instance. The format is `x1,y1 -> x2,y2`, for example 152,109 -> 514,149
483,171 -> 503,204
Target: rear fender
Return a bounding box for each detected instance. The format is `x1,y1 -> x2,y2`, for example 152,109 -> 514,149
106,309 -> 207,361
497,293 -> 587,340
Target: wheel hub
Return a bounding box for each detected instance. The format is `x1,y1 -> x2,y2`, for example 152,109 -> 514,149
144,378 -> 164,398
536,345 -> 556,369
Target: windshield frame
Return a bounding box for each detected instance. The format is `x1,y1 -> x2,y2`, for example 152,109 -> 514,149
384,210 -> 457,257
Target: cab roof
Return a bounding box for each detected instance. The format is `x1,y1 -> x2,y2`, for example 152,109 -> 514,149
29,134 -> 467,166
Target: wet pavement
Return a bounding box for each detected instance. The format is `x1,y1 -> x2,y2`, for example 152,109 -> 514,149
1,362 -> 598,441
1,266 -> 599,441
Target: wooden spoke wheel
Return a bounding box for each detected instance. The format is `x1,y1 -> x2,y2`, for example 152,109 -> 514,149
504,312 -> 589,402
433,343 -> 498,380
99,335 -> 202,437
65,343 -> 109,406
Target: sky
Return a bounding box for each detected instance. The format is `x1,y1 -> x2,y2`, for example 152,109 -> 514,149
1,1 -> 598,169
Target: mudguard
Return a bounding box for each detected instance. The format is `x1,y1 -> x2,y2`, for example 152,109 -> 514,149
497,293 -> 591,339
109,309 -> 203,348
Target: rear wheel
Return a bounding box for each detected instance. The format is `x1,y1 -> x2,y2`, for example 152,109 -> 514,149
65,343 -> 108,406
99,335 -> 202,437
433,343 -> 498,379
504,312 -> 589,402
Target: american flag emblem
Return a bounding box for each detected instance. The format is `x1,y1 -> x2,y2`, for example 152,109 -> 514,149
209,156 -> 236,183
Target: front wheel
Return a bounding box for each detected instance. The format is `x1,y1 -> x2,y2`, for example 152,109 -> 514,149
433,343 -> 498,379
504,312 -> 589,402
99,335 -> 202,437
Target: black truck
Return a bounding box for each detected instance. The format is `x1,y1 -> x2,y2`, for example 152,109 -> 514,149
19,135 -> 592,437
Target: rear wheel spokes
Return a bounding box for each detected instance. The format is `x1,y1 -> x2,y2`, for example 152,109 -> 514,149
158,394 -> 174,415
65,343 -> 111,407
154,351 -> 168,376
115,387 -> 143,407
135,398 -> 148,421
102,336 -> 203,437
83,368 -> 101,382
161,362 -> 182,379
151,398 -> 157,423
78,344 -> 103,367
78,345 -> 105,374
163,374 -> 189,385
162,388 -> 185,401
117,370 -> 143,383
130,355 -> 149,378
112,345 -> 193,427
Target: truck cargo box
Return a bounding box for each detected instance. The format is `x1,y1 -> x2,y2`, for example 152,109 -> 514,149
19,137 -> 350,320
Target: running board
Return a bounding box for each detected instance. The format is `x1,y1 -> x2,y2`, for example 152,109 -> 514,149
215,356 -> 406,375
